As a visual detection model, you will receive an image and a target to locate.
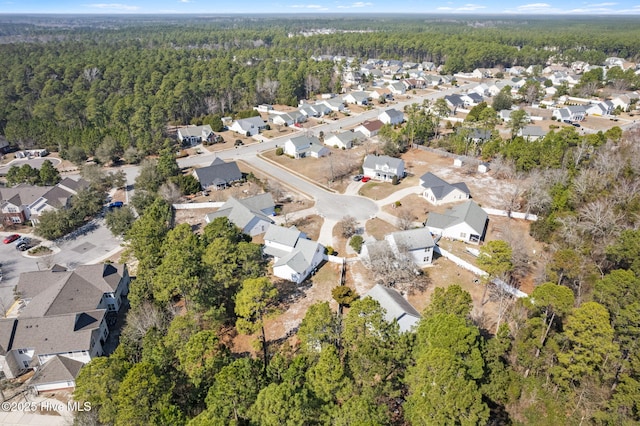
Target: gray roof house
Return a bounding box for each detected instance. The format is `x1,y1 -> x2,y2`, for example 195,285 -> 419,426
177,125 -> 214,145
205,193 -> 275,236
192,158 -> 243,190
324,130 -> 365,150
229,116 -> 267,136
444,94 -> 465,109
426,200 -> 488,244
283,135 -> 324,159
263,226 -> 325,284
29,354 -> 85,393
343,91 -> 370,106
362,154 -> 405,182
0,263 -> 129,385
378,108 -> 405,125
518,125 -> 548,142
386,228 -> 436,267
552,105 -> 586,122
419,172 -> 471,205
364,284 -> 421,333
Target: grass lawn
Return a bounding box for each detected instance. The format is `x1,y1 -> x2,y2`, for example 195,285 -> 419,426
365,217 -> 399,240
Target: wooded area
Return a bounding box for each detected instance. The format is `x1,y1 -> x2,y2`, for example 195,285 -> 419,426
1,14 -> 640,425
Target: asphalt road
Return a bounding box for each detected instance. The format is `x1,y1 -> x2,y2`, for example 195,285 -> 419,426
0,157 -> 62,176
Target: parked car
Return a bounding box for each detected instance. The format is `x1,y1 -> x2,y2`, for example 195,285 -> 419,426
108,201 -> 124,209
16,242 -> 29,251
572,122 -> 581,127
353,174 -> 363,181
234,140 -> 244,147
563,119 -> 573,124
361,176 -> 371,183
3,234 -> 20,244
15,236 -> 30,246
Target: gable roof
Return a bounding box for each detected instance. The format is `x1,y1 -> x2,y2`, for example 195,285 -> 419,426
205,194 -> 274,231
264,225 -> 304,249
426,200 -> 488,236
0,185 -> 50,207
420,172 -> 470,200
29,355 -> 84,388
358,119 -> 384,132
178,125 -> 213,139
234,116 -> 266,132
364,284 -> 421,333
444,94 -> 465,107
363,154 -> 404,172
520,125 -> 547,138
193,160 -> 242,187
16,264 -> 126,318
388,228 -> 435,251
380,108 -> 404,121
273,236 -> 323,275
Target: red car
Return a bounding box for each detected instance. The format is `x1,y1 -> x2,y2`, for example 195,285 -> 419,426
3,234 -> 20,244
361,176 -> 371,183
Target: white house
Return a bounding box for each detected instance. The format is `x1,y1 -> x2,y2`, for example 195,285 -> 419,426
378,108 -> 405,126
388,81 -> 406,95
283,135 -> 322,159
552,105 -> 586,122
324,130 -> 365,150
362,154 -> 405,182
343,91 -> 370,106
518,125 -> 547,142
419,172 -> 471,205
426,200 -> 488,244
229,116 -> 267,136
364,284 -> 421,333
385,228 -> 435,267
205,193 -> 275,237
355,119 -> 384,137
177,125 -> 214,145
586,100 -> 614,116
263,226 -> 325,284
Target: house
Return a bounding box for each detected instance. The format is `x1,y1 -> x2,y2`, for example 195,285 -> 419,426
343,91 -> 370,106
177,125 -> 214,145
355,119 -> 384,138
388,81 -> 406,95
270,111 -> 306,126
465,128 -> 493,144
1,178 -> 90,226
386,228 -> 435,267
469,83 -> 491,97
283,135 -> 322,159
419,172 -> 471,205
0,263 -> 129,382
319,98 -> 345,112
586,101 -> 614,116
192,158 -> 243,190
29,355 -> 85,393
363,284 -> 421,333
610,93 -> 638,111
444,94 -> 465,110
518,125 -> 547,142
324,131 -> 365,150
229,116 -> 267,136
552,105 -> 586,122
461,92 -> 484,106
378,108 -> 405,126
362,154 -> 405,182
0,137 -> 10,154
299,103 -> 331,118
205,193 -> 275,236
263,226 -> 325,284
478,162 -> 490,173
425,200 -> 488,244
307,144 -> 330,158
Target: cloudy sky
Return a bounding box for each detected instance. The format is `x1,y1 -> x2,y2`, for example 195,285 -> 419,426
1,0 -> 639,15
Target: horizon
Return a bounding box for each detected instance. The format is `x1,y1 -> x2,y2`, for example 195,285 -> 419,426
1,1 -> 640,16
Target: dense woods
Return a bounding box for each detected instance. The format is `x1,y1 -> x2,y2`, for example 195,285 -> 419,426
1,14 -> 639,425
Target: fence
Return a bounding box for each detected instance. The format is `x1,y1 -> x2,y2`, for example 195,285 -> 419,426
172,202 -> 223,210
482,207 -> 538,221
435,246 -> 527,298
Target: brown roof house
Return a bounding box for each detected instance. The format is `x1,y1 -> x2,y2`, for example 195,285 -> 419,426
0,263 -> 130,393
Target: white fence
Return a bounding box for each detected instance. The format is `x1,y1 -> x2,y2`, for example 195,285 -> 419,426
173,202 -> 223,210
435,246 -> 528,298
482,207 -> 538,221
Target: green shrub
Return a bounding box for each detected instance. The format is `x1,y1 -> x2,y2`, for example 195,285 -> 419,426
349,235 -> 364,253
275,147 -> 284,156
325,246 -> 336,255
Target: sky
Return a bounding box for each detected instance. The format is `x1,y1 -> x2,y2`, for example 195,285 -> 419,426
1,0 -> 640,15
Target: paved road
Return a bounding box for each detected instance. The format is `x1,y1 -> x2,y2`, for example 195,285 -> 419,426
0,157 -> 61,176
0,217 -> 121,316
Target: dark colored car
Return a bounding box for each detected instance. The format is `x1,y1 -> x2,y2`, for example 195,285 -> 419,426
108,201 -> 124,209
572,122 -> 581,127
16,243 -> 29,251
3,234 -> 20,244
234,140 -> 244,147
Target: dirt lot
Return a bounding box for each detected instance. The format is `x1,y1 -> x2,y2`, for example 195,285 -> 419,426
365,217 -> 399,240
262,144 -> 369,193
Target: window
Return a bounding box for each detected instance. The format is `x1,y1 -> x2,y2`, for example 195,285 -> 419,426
108,303 -> 116,311
18,349 -> 25,354
11,217 -> 21,224
23,361 -> 29,368
460,233 -> 467,239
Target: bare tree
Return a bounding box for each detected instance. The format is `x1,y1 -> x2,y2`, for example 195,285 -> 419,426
159,181 -> 182,204
122,301 -> 168,345
338,215 -> 358,239
363,241 -> 429,294
577,198 -> 626,240
490,155 -> 516,180
488,284 -> 515,334
257,78 -> 280,104
396,208 -> 416,230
